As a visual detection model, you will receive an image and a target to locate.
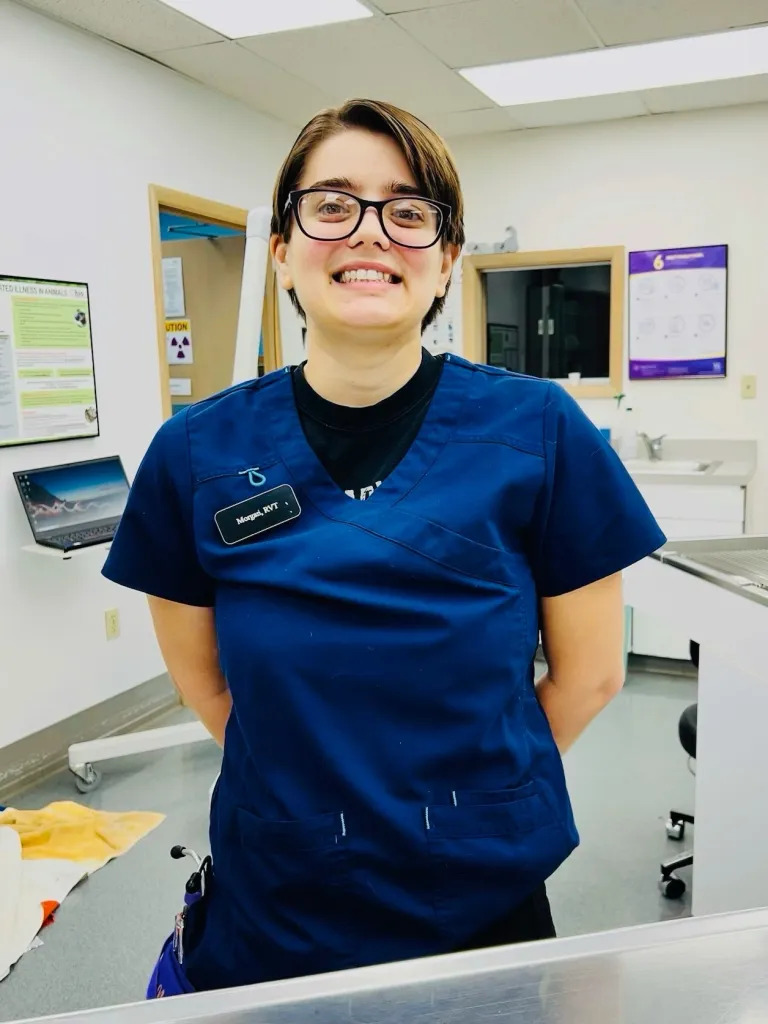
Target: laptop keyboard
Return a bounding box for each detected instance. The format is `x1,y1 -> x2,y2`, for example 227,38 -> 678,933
54,527 -> 114,547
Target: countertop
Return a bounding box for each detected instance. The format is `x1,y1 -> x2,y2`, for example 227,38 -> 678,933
621,438 -> 756,487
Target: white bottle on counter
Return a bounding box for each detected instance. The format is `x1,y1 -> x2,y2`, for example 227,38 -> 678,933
617,406 -> 638,461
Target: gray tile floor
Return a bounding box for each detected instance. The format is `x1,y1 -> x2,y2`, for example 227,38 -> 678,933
0,668 -> 697,1022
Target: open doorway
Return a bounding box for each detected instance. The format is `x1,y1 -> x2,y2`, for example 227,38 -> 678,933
148,186 -> 282,420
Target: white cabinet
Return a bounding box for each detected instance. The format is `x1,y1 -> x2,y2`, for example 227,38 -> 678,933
634,483 -> 744,522
629,484 -> 745,660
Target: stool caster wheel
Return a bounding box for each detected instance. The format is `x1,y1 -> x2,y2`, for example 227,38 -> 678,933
73,764 -> 102,794
660,874 -> 686,900
666,818 -> 685,841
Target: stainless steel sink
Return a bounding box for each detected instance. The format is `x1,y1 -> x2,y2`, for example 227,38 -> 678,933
623,458 -> 717,475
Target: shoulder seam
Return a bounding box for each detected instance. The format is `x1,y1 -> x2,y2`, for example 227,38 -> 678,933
446,356 -> 506,378
448,357 -> 554,390
543,380 -> 557,451
188,367 -> 289,414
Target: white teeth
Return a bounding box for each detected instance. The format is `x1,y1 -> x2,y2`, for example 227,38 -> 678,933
338,269 -> 393,283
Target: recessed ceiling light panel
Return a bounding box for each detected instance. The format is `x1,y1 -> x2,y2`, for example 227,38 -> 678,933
460,26 -> 768,107
159,0 -> 373,39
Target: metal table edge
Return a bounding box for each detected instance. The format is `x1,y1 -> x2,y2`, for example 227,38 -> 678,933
16,907 -> 768,1024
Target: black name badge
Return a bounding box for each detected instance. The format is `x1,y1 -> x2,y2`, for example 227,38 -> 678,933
215,485 -> 301,546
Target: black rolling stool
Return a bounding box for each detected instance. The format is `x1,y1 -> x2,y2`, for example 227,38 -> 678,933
660,641 -> 698,899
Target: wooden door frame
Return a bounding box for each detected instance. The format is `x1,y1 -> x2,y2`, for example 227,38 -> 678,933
148,185 -> 282,420
462,246 -> 624,399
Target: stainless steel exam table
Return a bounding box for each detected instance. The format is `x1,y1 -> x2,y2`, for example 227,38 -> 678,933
17,907 -> 768,1024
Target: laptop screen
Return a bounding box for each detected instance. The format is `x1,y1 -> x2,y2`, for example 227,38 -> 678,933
14,456 -> 130,539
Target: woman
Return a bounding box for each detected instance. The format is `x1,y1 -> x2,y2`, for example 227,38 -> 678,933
103,98 -> 665,997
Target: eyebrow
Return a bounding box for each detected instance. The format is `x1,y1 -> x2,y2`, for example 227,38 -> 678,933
306,177 -> 422,196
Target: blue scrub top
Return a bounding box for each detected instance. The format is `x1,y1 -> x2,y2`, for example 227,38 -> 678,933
103,355 -> 665,989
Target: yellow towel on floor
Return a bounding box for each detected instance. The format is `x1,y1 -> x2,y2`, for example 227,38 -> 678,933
0,801 -> 164,864
0,802 -> 165,980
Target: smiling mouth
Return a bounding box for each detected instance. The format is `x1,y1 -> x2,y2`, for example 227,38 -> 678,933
331,269 -> 402,285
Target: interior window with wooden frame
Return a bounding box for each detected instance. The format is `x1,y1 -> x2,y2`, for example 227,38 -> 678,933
462,246 -> 624,399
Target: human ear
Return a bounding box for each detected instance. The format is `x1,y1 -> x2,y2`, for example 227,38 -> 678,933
270,235 -> 293,291
435,243 -> 459,299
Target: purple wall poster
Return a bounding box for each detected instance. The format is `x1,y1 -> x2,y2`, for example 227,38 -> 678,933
628,245 -> 727,380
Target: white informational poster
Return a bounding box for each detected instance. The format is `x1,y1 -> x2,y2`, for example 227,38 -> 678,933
162,256 -> 186,318
423,258 -> 462,356
169,377 -> 192,397
628,245 -> 727,380
165,318 -> 194,365
0,277 -> 99,447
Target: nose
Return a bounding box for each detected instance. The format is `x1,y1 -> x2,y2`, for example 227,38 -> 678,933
348,205 -> 390,249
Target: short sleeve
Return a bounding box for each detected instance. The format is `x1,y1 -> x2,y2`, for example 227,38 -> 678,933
530,383 -> 666,598
102,409 -> 215,606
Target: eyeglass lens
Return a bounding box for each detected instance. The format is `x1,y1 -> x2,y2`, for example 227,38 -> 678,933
297,191 -> 442,246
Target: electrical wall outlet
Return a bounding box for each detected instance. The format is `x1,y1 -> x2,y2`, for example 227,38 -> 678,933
104,608 -> 120,641
741,375 -> 757,399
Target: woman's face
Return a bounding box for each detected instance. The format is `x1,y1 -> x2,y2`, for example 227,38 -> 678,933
272,128 -> 456,340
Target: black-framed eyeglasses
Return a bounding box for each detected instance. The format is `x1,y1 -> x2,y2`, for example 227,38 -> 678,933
284,188 -> 450,249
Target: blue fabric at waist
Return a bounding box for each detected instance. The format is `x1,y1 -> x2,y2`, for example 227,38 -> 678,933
189,754 -> 577,990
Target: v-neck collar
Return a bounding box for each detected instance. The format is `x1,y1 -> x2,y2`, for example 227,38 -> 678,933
262,355 -> 467,523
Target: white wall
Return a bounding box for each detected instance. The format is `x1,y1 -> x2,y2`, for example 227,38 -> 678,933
2,2 -> 766,751
0,1 -> 295,748
450,104 -> 768,529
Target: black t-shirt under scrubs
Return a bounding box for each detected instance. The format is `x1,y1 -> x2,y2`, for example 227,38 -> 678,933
292,347 -> 443,501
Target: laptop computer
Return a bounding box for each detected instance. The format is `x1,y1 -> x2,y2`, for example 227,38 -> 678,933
14,456 -> 130,553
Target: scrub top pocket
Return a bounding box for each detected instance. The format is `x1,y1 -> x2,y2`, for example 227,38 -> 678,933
425,783 -> 569,942
235,807 -> 355,972
358,506 -> 523,590
193,465 -> 305,581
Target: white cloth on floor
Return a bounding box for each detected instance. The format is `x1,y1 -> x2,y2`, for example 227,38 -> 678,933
0,827 -> 84,982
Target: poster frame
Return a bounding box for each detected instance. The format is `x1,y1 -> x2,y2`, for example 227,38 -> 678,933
627,244 -> 728,381
0,273 -> 100,449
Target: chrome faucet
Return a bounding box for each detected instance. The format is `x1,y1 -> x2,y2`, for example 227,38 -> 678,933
639,432 -> 666,461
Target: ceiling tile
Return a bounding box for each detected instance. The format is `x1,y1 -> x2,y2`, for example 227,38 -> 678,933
370,0 -> 477,11
393,0 -> 600,69
156,42 -> 339,126
575,0 -> 768,46
507,92 -> 648,128
239,17 -> 491,114
427,107 -> 526,138
642,74 -> 768,113
16,0 -> 223,52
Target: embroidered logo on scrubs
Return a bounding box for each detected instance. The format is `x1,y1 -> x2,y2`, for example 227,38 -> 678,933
238,466 -> 266,488
214,484 -> 301,545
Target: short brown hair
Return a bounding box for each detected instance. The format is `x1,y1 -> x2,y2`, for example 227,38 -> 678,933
271,98 -> 465,333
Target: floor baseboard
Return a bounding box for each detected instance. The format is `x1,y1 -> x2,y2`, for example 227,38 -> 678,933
0,675 -> 180,802
628,653 -> 697,678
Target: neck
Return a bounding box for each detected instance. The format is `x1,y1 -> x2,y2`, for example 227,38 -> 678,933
302,327 -> 424,407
